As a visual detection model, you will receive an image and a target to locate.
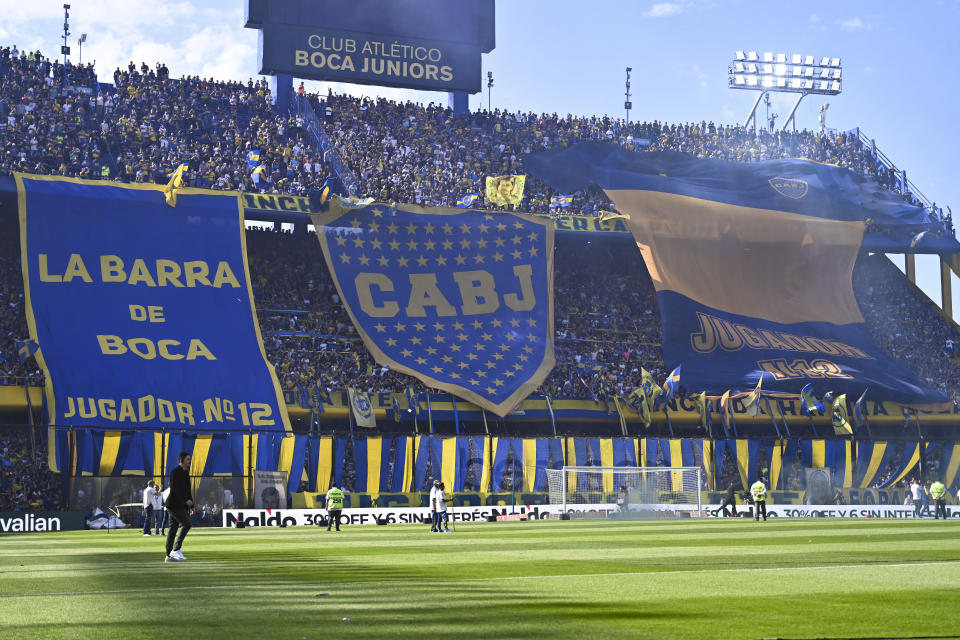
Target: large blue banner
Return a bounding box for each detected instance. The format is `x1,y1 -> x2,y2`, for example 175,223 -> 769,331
525,143 -> 948,406
18,175 -> 290,432
312,201 -> 555,416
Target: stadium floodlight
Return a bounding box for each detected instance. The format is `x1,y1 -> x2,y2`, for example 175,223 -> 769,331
729,50 -> 843,131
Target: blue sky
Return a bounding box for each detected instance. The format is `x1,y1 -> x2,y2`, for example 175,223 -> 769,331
3,0 -> 959,314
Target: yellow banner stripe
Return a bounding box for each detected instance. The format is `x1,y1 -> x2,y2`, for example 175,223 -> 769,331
859,442 -> 887,488
316,437 -> 332,493
522,439 -> 538,493
278,436 -> 297,490
190,434 -> 213,495
669,439 -> 683,491
479,437 -> 491,493
701,440 -> 714,490
441,437 -> 456,490
365,436 -> 382,494
98,432 -> 122,476
769,440 -> 783,490
844,440 -> 854,487
600,439 -> 614,493
812,440 -> 825,468
891,444 -> 921,486
736,439 -> 750,489
153,432 -> 165,483
943,444 -> 960,489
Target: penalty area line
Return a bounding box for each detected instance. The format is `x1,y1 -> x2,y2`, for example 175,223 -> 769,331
2,559 -> 959,599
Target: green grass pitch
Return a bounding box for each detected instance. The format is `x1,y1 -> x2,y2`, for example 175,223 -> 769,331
1,519 -> 958,639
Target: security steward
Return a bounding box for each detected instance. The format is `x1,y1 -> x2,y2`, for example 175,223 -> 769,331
326,481 -> 344,531
930,479 -> 948,520
750,475 -> 768,522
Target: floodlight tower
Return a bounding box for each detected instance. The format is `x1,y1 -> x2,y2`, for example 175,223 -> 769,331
624,67 -> 632,125
728,51 -> 842,131
61,4 -> 71,65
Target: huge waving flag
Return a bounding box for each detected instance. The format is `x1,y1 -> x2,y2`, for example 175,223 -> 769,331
525,142 -> 948,405
311,200 -> 555,416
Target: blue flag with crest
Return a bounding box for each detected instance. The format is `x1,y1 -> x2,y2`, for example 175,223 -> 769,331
311,201 -> 555,416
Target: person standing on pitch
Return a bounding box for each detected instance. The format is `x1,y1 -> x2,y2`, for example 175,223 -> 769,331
750,476 -> 767,522
164,452 -> 194,563
930,479 -> 948,519
714,482 -> 738,518
142,480 -> 156,536
429,479 -> 441,532
910,478 -> 923,518
326,481 -> 344,531
437,482 -> 451,532
150,482 -> 163,535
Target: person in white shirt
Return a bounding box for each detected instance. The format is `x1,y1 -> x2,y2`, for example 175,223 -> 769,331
141,481 -> 156,536
149,484 -> 163,535
429,480 -> 441,533
437,482 -> 451,533
910,479 -> 923,518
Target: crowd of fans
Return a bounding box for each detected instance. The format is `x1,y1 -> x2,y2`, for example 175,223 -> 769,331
1,43 -> 958,404
0,427 -> 61,510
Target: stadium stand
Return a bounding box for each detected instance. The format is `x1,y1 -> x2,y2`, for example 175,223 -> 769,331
3,44 -> 960,513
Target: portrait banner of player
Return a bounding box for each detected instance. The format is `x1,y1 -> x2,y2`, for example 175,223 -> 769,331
311,200 -> 555,417
254,470 -> 287,509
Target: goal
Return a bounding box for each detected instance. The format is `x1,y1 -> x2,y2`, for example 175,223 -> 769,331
545,466 -> 702,513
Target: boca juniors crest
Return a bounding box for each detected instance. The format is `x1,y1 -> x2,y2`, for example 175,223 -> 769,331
311,202 -> 555,416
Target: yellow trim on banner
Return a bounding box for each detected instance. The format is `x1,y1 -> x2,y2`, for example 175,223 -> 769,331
153,432 -> 165,482
701,440 -> 714,490
279,436 -> 297,489
365,436 -> 382,494
769,440 -> 783,491
565,437 -> 577,492
600,439 -> 614,493
99,432 -> 122,476
401,436 -> 414,493
735,439 -> 750,490
669,440 -> 684,491
844,441 -> 854,488
522,439 -> 538,493
316,437 -> 333,493
190,434 -> 213,494
860,442 -> 887,488
441,437 -> 456,490
639,438 -> 647,467
812,440 -> 826,469
480,437 -> 492,493
891,444 -> 921,486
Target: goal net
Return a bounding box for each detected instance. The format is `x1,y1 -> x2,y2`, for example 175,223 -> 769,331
545,466 -> 702,513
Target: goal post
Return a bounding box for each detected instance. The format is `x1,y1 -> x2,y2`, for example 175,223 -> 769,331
545,466 -> 702,513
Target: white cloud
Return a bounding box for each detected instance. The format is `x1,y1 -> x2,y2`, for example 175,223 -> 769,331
644,2 -> 683,18
837,17 -> 865,31
809,13 -> 820,23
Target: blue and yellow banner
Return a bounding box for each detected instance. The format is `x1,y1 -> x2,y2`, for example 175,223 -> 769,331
525,143 -> 948,406
311,201 -> 554,416
17,175 -> 291,436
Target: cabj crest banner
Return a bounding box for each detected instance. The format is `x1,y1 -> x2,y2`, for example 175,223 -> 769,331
312,201 -> 555,416
524,143 -> 947,405
17,175 -> 291,434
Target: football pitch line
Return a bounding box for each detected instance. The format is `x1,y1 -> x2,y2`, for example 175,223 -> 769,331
3,558 -> 958,599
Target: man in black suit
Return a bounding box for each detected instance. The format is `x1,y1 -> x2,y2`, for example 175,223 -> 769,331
164,452 -> 194,563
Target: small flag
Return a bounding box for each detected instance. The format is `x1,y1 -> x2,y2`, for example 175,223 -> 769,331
853,388 -> 869,428
163,163 -> 188,207
662,365 -> 681,401
641,367 -> 663,413
456,193 -> 481,208
598,210 -> 629,223
832,393 -> 853,435
16,339 -> 39,364
246,150 -> 261,168
800,383 -> 825,416
695,391 -> 710,431
550,194 -> 573,208
743,376 -> 763,417
719,390 -> 732,432
909,230 -> 929,248
347,388 -> 376,428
